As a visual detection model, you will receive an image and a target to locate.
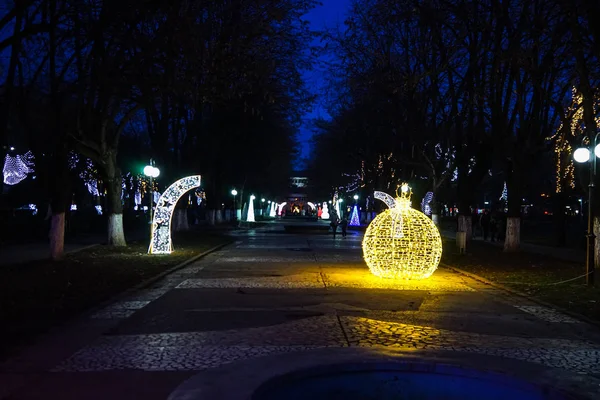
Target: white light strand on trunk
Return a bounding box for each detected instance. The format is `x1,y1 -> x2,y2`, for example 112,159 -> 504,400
148,175 -> 201,254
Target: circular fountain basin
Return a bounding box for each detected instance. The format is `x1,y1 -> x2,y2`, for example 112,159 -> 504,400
252,362 -> 573,400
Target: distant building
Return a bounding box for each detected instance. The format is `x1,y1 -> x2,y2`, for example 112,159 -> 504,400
290,176 -> 308,188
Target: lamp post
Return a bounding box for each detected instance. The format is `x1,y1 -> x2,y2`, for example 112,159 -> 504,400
231,189 -> 238,221
261,198 -> 265,216
573,138 -> 600,286
143,160 -> 160,240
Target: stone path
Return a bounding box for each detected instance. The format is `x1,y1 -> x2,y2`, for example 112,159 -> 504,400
1,225 -> 599,399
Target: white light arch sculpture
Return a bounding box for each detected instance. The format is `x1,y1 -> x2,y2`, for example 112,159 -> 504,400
149,175 -> 201,254
307,202 -> 316,210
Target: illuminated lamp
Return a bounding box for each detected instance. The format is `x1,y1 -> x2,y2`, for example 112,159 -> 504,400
148,175 -> 201,254
362,184 -> 442,279
573,148 -> 590,163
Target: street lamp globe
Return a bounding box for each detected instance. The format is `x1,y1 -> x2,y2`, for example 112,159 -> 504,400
261,198 -> 265,202
353,194 -> 359,200
231,189 -> 238,196
574,147 -> 591,163
595,144 -> 600,158
144,165 -> 160,178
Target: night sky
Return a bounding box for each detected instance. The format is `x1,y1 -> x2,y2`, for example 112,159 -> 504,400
296,0 -> 352,171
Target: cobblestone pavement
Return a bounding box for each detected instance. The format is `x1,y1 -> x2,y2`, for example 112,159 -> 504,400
1,225 -> 600,399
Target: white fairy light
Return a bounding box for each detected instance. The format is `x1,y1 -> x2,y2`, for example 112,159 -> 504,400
148,175 -> 201,254
3,151 -> 35,185
421,192 -> 434,216
95,205 -> 103,215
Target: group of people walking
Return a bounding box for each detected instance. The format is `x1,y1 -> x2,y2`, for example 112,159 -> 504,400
473,209 -> 506,242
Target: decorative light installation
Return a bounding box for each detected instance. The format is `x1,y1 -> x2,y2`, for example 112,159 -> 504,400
321,202 -> 330,219
307,202 -> 316,210
270,202 -> 277,217
362,184 -> 442,280
3,151 -> 34,185
149,175 -> 201,254
499,182 -> 508,202
95,205 -> 103,215
421,192 -> 434,216
247,195 -> 256,222
349,205 -> 360,226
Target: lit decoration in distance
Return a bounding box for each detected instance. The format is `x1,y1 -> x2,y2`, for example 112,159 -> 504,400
247,195 -> 256,222
321,202 -> 330,219
3,151 -> 34,185
499,182 -> 508,202
149,175 -> 201,254
421,192 -> 433,216
362,184 -> 442,280
349,205 -> 360,226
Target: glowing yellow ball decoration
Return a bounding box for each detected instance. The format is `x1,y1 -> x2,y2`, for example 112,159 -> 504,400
362,184 -> 442,279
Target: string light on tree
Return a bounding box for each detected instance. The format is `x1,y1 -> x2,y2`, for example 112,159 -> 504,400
3,151 -> 34,185
148,175 -> 202,254
549,87 -> 600,193
499,182 -> 508,202
362,184 -> 443,280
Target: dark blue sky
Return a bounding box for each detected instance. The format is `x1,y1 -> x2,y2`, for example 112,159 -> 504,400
296,0 -> 352,170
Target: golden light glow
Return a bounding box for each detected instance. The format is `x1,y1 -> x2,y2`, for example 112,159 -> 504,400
549,87 -> 600,193
362,185 -> 442,280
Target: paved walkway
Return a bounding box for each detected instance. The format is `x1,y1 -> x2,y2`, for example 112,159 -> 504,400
1,224 -> 599,399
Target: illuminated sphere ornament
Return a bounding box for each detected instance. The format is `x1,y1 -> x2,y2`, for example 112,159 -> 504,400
362,184 -> 442,280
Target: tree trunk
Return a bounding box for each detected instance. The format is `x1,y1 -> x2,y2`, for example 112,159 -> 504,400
207,209 -> 215,225
179,209 -> 190,231
49,212 -> 65,260
105,158 -> 126,246
457,215 -> 472,240
504,217 -> 521,252
431,201 -> 440,226
108,214 -> 125,246
594,216 -> 600,269
553,192 -> 567,247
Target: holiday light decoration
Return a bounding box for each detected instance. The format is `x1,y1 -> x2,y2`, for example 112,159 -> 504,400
499,182 -> 508,202
269,202 -> 277,217
321,202 -> 330,219
149,175 -> 201,254
307,202 -> 316,210
421,192 -> 434,216
549,87 -> 600,193
247,195 -> 256,222
3,151 -> 34,185
349,205 -> 360,226
362,184 -> 442,280
277,202 -> 287,216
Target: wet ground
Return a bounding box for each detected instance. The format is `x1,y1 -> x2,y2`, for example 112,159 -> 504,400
1,223 -> 599,399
